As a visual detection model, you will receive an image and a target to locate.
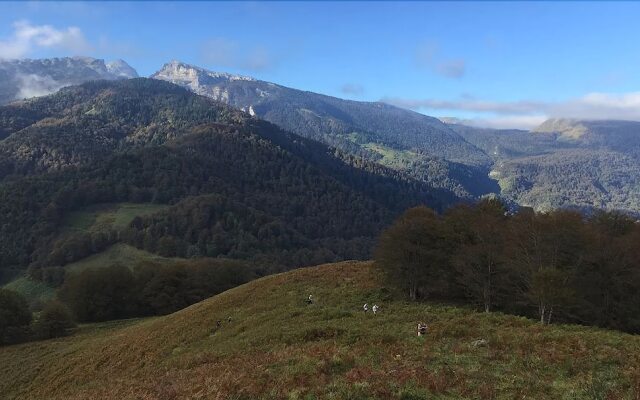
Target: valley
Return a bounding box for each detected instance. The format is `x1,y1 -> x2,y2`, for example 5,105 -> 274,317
1,28 -> 640,398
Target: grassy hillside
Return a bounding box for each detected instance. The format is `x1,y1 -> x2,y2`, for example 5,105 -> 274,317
2,203 -> 172,306
2,244 -> 179,306
2,276 -> 55,306
62,203 -> 168,234
1,261 -> 639,399
63,243 -> 179,273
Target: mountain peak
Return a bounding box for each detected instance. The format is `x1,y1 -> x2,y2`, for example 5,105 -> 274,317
106,59 -> 139,78
153,60 -> 255,84
0,57 -> 139,104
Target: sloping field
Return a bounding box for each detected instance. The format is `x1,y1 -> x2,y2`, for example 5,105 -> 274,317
62,203 -> 169,234
1,261 -> 639,399
63,243 -> 178,273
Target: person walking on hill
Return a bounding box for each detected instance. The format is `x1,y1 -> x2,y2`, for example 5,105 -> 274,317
372,304 -> 379,315
417,322 -> 428,336
363,303 -> 369,313
306,294 -> 314,305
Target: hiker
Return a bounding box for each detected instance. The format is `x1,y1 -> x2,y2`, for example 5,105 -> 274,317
372,304 -> 379,315
306,294 -> 314,305
227,316 -> 232,323
417,322 -> 428,336
363,303 -> 369,313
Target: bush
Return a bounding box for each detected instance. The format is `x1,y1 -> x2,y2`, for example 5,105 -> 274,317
33,300 -> 76,340
58,264 -> 136,322
0,288 -> 32,345
58,259 -> 254,322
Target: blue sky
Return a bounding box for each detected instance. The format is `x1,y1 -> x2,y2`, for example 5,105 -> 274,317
2,1 -> 640,129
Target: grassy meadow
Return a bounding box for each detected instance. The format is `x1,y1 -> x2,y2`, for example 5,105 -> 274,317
63,243 -> 178,273
3,202 -> 173,305
1,261 -> 639,399
62,202 -> 168,234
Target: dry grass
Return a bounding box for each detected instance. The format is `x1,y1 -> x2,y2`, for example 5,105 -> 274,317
1,261 -> 639,400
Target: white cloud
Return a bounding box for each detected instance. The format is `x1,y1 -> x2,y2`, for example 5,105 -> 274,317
382,96 -> 544,115
383,92 -> 640,130
415,41 -> 466,79
436,59 -> 466,79
0,20 -> 91,59
15,73 -> 65,99
554,92 -> 640,120
201,38 -> 275,72
445,115 -> 548,130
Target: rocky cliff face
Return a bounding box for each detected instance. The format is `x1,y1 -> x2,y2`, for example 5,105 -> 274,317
0,57 -> 138,105
151,60 -> 254,102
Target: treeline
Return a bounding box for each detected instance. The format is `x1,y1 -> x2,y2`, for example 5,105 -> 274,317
376,200 -> 640,333
58,258 -> 253,322
0,289 -> 75,345
119,194 -> 373,273
0,257 -> 254,345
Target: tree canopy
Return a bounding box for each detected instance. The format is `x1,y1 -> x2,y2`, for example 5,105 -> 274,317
375,202 -> 640,333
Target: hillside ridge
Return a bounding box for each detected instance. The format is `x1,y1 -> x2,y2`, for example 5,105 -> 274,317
1,261 -> 639,399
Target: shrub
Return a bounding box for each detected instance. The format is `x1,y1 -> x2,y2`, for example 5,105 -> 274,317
33,300 -> 76,340
0,288 -> 32,345
58,264 -> 136,322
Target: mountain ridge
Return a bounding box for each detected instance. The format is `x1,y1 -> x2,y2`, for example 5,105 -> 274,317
152,61 -> 497,199
0,57 -> 138,105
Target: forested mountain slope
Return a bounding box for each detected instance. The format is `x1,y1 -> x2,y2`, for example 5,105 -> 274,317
152,61 -> 497,198
0,78 -> 446,280
450,120 -> 640,214
152,61 -> 640,214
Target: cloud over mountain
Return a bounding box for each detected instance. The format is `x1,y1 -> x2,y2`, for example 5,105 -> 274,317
384,92 -> 640,129
0,20 -> 91,59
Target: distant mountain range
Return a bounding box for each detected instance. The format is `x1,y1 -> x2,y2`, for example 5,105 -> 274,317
0,57 -> 138,105
152,61 -> 497,199
1,57 -> 640,216
450,120 -> 640,213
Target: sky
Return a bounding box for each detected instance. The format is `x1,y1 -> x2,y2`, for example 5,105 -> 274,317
1,1 -> 640,129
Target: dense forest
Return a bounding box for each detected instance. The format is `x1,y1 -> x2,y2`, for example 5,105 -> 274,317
0,78 -> 449,283
450,122 -> 640,214
0,257 -> 253,345
493,149 -> 640,213
376,200 -> 640,333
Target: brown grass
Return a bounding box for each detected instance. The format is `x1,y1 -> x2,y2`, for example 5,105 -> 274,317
1,261 -> 639,399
